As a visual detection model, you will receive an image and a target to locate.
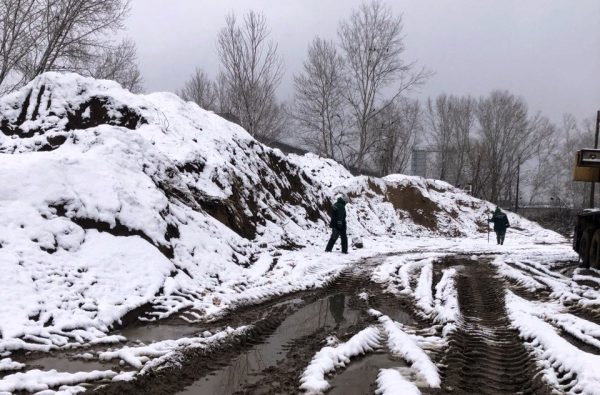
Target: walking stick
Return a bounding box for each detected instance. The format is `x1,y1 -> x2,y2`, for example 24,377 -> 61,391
487,212 -> 490,243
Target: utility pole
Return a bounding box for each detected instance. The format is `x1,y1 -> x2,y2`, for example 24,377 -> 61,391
515,157 -> 520,213
590,110 -> 600,208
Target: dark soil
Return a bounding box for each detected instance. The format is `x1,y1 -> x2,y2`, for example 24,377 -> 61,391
12,255 -> 567,394
93,269 -> 418,395
435,260 -> 551,395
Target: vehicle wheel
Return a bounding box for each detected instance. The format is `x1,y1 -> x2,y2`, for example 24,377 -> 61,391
590,230 -> 600,269
580,229 -> 593,268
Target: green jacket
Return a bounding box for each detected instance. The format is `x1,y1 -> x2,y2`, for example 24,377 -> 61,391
489,210 -> 510,233
330,198 -> 347,230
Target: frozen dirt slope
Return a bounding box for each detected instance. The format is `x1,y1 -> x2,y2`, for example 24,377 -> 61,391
0,72 -> 561,355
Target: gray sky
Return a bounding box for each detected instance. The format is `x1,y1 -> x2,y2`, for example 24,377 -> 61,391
127,0 -> 600,123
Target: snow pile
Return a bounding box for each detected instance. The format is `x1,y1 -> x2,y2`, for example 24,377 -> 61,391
299,326 -> 381,394
0,72 -> 564,355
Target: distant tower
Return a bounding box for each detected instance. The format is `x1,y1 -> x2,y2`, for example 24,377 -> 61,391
411,149 -> 428,177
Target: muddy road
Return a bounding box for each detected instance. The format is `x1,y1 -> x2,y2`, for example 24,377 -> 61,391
15,255 -> 569,394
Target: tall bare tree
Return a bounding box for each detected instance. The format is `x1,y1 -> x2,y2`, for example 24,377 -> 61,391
0,0 -> 136,93
338,0 -> 429,168
524,117 -> 558,204
426,94 -> 476,185
217,10 -> 285,143
22,0 -> 130,79
0,0 -> 41,93
476,91 -> 542,203
178,68 -> 217,111
89,38 -> 142,93
372,98 -> 421,176
293,37 -> 347,162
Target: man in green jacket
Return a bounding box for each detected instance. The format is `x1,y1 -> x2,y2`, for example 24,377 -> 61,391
325,195 -> 348,254
489,207 -> 510,245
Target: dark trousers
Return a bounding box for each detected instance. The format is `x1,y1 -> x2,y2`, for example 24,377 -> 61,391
326,228 -> 347,253
496,231 -> 506,245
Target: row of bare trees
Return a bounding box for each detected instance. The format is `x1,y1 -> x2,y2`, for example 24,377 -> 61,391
179,0 -> 427,151
175,1 -> 593,207
425,92 -> 597,207
0,0 -> 142,94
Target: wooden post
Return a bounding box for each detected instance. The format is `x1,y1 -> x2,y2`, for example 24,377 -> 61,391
590,111 -> 600,208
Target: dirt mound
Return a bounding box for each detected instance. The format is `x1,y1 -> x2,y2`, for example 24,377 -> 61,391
385,184 -> 441,230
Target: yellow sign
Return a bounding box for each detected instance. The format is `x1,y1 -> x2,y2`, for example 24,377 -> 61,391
574,153 -> 600,181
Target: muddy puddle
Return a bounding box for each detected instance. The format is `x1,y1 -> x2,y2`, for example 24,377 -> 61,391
24,355 -> 116,373
328,353 -> 407,395
93,271 -> 420,395
177,293 -> 362,394
115,322 -> 203,344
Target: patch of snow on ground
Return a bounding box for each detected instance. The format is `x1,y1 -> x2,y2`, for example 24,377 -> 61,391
506,291 -> 600,393
375,368 -> 421,395
0,369 -> 117,393
370,309 -> 440,388
0,357 -> 25,372
299,326 -> 381,394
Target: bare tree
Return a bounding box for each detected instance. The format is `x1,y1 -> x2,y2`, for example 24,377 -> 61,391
338,0 -> 430,168
89,38 -> 142,93
556,114 -> 595,208
217,10 -> 285,143
0,0 -> 42,93
475,91 -> 542,203
0,0 -> 133,93
372,98 -> 421,176
178,68 -> 217,111
425,95 -> 454,181
524,117 -> 559,204
425,94 -> 476,185
21,0 -> 130,79
293,37 -> 347,161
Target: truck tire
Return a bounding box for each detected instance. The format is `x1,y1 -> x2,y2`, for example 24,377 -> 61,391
580,230 -> 593,268
591,230 -> 600,269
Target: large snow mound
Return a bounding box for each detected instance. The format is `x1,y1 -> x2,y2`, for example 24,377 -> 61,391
0,72 -> 561,351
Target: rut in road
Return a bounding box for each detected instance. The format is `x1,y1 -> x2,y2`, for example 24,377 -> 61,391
438,260 -> 549,394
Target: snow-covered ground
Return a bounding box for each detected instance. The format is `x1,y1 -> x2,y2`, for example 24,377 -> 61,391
0,72 -> 595,393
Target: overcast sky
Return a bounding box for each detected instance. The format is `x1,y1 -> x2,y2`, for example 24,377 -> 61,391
127,0 -> 600,123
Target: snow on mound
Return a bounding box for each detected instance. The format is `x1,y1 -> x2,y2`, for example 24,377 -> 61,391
0,72 -> 562,353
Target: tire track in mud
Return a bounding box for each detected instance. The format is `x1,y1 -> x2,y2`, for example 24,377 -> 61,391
93,264 -> 419,395
438,261 -> 549,395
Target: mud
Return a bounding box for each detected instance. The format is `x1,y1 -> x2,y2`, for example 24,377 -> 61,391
93,268 -> 418,395
10,254 -> 575,394
115,322 -> 202,344
328,353 -> 407,395
436,258 -> 550,394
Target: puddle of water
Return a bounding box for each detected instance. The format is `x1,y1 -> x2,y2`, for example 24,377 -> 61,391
328,353 -> 408,395
381,308 -> 415,326
177,294 -> 360,395
116,323 -> 201,343
369,298 -> 415,326
25,356 -> 115,373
